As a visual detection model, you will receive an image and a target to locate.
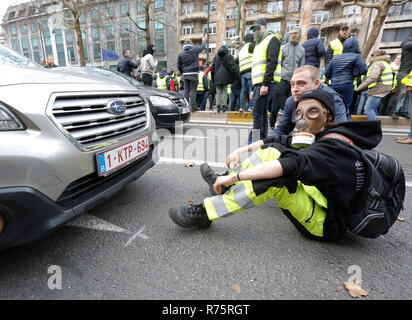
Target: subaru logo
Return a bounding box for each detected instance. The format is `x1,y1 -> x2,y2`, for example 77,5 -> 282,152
107,100 -> 126,115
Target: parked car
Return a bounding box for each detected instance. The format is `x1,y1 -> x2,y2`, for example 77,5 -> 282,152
0,45 -> 158,250
54,67 -> 191,129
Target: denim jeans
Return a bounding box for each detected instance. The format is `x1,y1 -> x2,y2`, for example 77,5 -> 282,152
356,90 -> 368,115
229,89 -> 241,111
240,73 -> 253,111
331,83 -> 354,120
394,71 -> 408,114
365,96 -> 382,120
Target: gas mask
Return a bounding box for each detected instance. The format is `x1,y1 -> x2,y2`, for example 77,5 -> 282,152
291,99 -> 329,149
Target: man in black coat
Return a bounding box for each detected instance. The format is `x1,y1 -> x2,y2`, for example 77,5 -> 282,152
393,38 -> 412,118
117,50 -> 140,77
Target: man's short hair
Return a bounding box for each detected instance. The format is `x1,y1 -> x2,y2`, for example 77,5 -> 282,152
293,65 -> 320,83
123,49 -> 130,55
184,38 -> 193,45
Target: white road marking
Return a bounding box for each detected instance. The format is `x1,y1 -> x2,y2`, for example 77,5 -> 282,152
407,181 -> 412,188
67,214 -> 131,234
158,157 -> 226,168
124,227 -> 149,247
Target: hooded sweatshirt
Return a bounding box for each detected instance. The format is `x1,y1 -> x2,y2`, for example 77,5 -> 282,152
177,41 -> 206,76
324,38 -> 368,86
357,54 -> 393,97
281,27 -> 305,81
302,27 -> 325,68
211,45 -> 236,85
264,120 -> 382,240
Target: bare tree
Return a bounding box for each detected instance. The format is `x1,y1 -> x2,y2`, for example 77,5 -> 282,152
336,0 -> 409,59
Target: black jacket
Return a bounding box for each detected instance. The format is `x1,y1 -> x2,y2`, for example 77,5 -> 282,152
399,39 -> 412,73
231,62 -> 242,90
325,35 -> 361,67
263,120 -> 382,240
117,56 -> 140,77
302,27 -> 325,68
177,42 -> 206,75
211,46 -> 236,85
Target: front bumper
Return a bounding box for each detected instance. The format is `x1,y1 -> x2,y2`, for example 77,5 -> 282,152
154,111 -> 191,128
0,147 -> 157,250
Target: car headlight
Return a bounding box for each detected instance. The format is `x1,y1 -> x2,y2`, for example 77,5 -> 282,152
149,96 -> 174,108
0,102 -> 25,131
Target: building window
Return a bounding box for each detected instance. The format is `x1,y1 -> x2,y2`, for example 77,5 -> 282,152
182,24 -> 194,35
105,24 -> 115,40
20,37 -> 30,57
121,21 -> 131,38
226,27 -> 236,39
287,21 -> 299,33
65,30 -> 76,63
31,37 -> 41,64
8,11 -> 16,19
106,41 -> 116,52
137,1 -> 144,12
203,23 -> 217,35
226,7 -> 238,20
93,43 -> 101,61
10,24 -> 17,36
311,10 -> 329,24
182,2 -> 194,14
382,27 -> 412,43
122,39 -> 131,52
105,4 -> 114,17
289,0 -> 301,12
267,22 -> 281,34
81,30 -> 89,62
20,24 -> 28,35
154,0 -> 164,9
30,22 -> 38,33
55,29 -> 66,66
41,18 -> 48,30
154,15 -> 164,30
91,7 -> 100,21
388,1 -> 412,16
246,4 -> 258,16
92,26 -> 100,42
342,5 -> 361,18
121,0 -> 130,16
11,38 -> 20,52
207,42 -> 216,54
137,17 -> 146,53
268,1 -> 283,13
204,1 -> 217,12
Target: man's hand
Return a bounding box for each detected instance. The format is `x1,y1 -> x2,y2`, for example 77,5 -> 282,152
250,91 -> 254,100
226,149 -> 242,168
213,175 -> 237,194
202,35 -> 207,42
260,85 -> 268,96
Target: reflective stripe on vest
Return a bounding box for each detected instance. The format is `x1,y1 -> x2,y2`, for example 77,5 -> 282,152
157,76 -> 167,90
197,72 -> 205,91
401,71 -> 412,87
367,60 -> 393,89
251,34 -> 282,85
239,43 -> 253,72
330,38 -> 344,56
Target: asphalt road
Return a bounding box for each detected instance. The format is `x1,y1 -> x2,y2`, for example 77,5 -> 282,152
0,123 -> 411,300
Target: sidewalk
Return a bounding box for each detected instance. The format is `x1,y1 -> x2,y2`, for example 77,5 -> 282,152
189,111 -> 411,133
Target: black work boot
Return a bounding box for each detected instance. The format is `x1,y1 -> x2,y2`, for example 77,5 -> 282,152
200,163 -> 230,195
169,203 -> 211,228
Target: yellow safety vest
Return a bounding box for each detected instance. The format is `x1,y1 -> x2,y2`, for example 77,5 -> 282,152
401,71 -> 412,87
251,33 -> 282,85
239,43 -> 253,73
227,84 -> 231,95
367,60 -> 393,89
330,38 -> 344,56
157,76 -> 167,90
197,72 -> 205,91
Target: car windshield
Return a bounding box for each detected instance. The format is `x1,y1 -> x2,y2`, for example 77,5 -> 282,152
0,45 -> 40,68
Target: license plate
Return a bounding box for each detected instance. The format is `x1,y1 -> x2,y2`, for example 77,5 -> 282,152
181,107 -> 190,114
96,135 -> 150,177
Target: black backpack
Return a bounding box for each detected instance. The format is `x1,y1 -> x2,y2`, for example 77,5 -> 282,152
325,134 -> 406,238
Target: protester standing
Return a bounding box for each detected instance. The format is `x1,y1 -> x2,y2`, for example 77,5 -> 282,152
44,55 -> 58,68
229,57 -> 242,111
302,27 -> 325,68
116,50 -> 140,77
211,41 -> 236,113
396,71 -> 412,144
140,44 -> 158,86
356,50 -> 393,120
196,65 -> 209,110
325,37 -> 368,120
248,18 -> 282,144
156,68 -> 172,91
178,36 -> 207,112
238,33 -> 255,112
325,24 -> 360,67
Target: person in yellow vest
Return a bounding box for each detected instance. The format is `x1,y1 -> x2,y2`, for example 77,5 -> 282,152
156,68 -> 172,90
395,71 -> 412,144
195,65 -> 209,110
325,24 -> 360,68
248,18 -> 282,144
239,33 -> 255,112
356,50 -> 393,120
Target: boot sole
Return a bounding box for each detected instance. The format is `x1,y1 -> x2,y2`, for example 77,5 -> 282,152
168,206 -> 212,229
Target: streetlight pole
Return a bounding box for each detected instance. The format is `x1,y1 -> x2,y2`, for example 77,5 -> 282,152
206,1 -> 210,65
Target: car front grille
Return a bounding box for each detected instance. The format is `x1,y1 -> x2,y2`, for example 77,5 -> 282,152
171,97 -> 187,108
52,94 -> 147,150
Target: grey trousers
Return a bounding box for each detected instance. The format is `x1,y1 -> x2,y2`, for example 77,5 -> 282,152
183,74 -> 199,110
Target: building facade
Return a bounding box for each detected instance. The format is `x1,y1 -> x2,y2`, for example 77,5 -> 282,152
1,0 -> 178,70
177,0 -> 412,65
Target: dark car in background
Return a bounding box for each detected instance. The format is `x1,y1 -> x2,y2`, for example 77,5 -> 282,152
54,67 -> 191,129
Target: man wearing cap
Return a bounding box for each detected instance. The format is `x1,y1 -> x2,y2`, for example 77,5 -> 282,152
325,24 -> 361,68
248,18 -> 282,144
168,90 -> 383,242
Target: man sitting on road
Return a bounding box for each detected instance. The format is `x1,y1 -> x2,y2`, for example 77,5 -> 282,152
272,65 -> 348,137
168,90 -> 386,241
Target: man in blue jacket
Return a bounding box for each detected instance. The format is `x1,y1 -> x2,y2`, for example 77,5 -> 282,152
272,65 -> 348,136
302,27 -> 325,68
117,50 -> 140,77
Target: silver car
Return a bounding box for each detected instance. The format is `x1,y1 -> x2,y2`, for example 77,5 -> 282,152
0,45 -> 157,250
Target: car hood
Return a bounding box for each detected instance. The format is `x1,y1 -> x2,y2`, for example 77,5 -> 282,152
0,65 -> 135,89
138,86 -> 182,99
